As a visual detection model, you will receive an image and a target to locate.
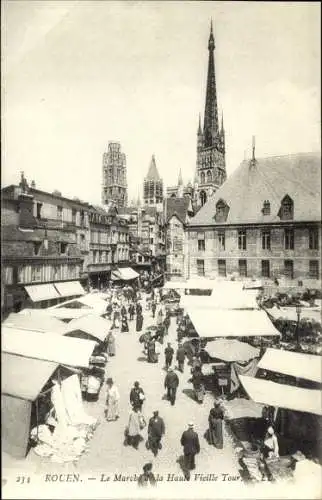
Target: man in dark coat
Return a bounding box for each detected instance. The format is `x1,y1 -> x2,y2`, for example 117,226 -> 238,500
151,301 -> 157,319
136,302 -> 143,316
138,462 -> 156,487
180,423 -> 200,478
164,368 -> 179,406
163,314 -> 171,335
176,344 -> 186,373
147,410 -> 165,456
164,343 -> 174,369
136,312 -> 143,332
130,381 -> 145,411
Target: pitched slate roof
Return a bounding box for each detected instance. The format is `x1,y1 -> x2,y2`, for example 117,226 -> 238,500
190,152 -> 321,227
165,197 -> 192,225
145,155 -> 161,181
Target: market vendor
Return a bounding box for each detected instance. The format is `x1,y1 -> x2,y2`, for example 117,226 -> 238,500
263,426 -> 279,459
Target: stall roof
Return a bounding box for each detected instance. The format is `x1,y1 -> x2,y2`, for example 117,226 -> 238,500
111,267 -> 139,281
186,278 -> 216,290
257,348 -> 322,383
48,294 -> 107,314
180,289 -> 259,310
240,375 -> 322,416
2,352 -> 57,401
267,306 -> 321,324
54,281 -> 85,298
3,312 -> 66,335
64,314 -> 110,342
206,339 -> 260,362
188,308 -> 280,338
24,283 -> 60,302
44,308 -> 91,320
210,282 -> 259,309
2,327 -> 96,368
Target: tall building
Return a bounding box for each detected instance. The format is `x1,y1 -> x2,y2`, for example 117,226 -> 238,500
166,22 -> 226,208
143,155 -> 164,207
102,142 -> 128,208
195,20 -> 226,207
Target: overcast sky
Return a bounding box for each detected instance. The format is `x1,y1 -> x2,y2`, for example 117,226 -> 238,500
2,1 -> 321,204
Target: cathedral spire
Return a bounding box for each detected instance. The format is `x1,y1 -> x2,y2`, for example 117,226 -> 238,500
178,168 -> 183,186
203,19 -> 219,147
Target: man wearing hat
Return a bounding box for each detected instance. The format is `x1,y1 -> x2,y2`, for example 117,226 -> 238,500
130,381 -> 145,411
180,422 -> 200,478
138,462 -> 156,487
164,368 -> 179,406
164,342 -> 174,369
147,411 -> 165,457
176,343 -> 186,373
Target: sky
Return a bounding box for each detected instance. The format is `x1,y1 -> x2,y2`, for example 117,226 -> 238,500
2,1 -> 321,204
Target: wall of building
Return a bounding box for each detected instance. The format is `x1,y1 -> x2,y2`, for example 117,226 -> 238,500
166,215 -> 186,279
187,224 -> 321,281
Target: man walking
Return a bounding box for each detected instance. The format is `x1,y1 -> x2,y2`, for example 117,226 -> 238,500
176,343 -> 186,373
164,342 -> 174,369
147,410 -> 165,457
130,381 -> 145,411
151,300 -> 157,319
180,423 -> 200,480
164,368 -> 179,406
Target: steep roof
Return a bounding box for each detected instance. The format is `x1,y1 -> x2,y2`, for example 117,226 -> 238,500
145,155 -> 161,181
190,152 -> 321,227
165,197 -> 192,225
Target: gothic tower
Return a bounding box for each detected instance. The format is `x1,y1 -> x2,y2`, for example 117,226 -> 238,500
143,154 -> 164,207
102,142 -> 128,208
195,21 -> 226,208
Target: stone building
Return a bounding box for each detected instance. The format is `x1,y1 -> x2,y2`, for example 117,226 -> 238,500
166,22 -> 226,208
1,174 -> 131,316
102,142 -> 128,208
143,155 -> 164,207
187,152 -> 321,284
164,197 -> 194,280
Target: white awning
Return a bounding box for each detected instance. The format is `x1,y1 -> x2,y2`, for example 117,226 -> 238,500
257,348 -> 322,383
186,278 -> 216,290
25,284 -> 60,302
64,314 -> 110,342
54,281 -> 85,298
206,339 -> 260,362
267,306 -> 321,324
44,308 -> 91,321
210,282 -> 260,309
4,312 -> 66,335
2,327 -> 96,368
2,353 -> 57,401
188,308 -> 280,338
111,267 -> 139,281
240,375 -> 322,416
163,281 -> 187,290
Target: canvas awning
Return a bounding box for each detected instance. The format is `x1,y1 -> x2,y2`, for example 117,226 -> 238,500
54,281 -> 85,298
257,348 -> 322,383
2,352 -> 58,401
267,306 -> 321,324
44,308 -> 91,321
188,308 -> 280,338
64,314 -> 110,342
24,284 -> 60,302
186,278 -> 216,290
210,282 -> 259,309
181,291 -> 259,310
206,339 -> 260,362
111,267 -> 139,281
2,327 -> 96,368
240,375 -> 322,416
3,311 -> 66,335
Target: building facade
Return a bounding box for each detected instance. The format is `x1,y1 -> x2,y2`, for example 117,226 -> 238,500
166,22 -> 226,208
164,197 -> 194,280
102,142 -> 128,208
1,174 -> 131,316
143,155 -> 164,207
187,153 -> 321,284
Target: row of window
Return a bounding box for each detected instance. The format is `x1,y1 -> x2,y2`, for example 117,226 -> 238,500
3,264 -> 80,285
91,247 -> 129,264
197,228 -> 319,251
196,259 -> 320,280
90,231 -> 129,244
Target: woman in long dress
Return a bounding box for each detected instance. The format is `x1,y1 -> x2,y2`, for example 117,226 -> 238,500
106,331 -> 116,356
105,378 -> 120,421
121,314 -> 129,332
208,402 -> 224,448
136,313 -> 143,332
126,406 -> 143,449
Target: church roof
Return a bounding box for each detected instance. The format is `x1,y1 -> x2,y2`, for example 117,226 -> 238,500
145,155 -> 161,181
190,152 -> 321,227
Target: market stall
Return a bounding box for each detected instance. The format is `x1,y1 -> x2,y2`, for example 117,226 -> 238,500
3,311 -> 66,334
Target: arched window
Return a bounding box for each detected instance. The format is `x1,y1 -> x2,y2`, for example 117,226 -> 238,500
207,170 -> 212,183
279,195 -> 294,220
200,191 -> 207,206
200,171 -> 205,184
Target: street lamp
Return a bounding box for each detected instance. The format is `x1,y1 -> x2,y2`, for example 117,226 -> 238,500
295,304 -> 302,348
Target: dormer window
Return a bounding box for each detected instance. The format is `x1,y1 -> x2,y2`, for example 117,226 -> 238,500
262,200 -> 271,216
278,195 -> 294,220
214,199 -> 229,223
